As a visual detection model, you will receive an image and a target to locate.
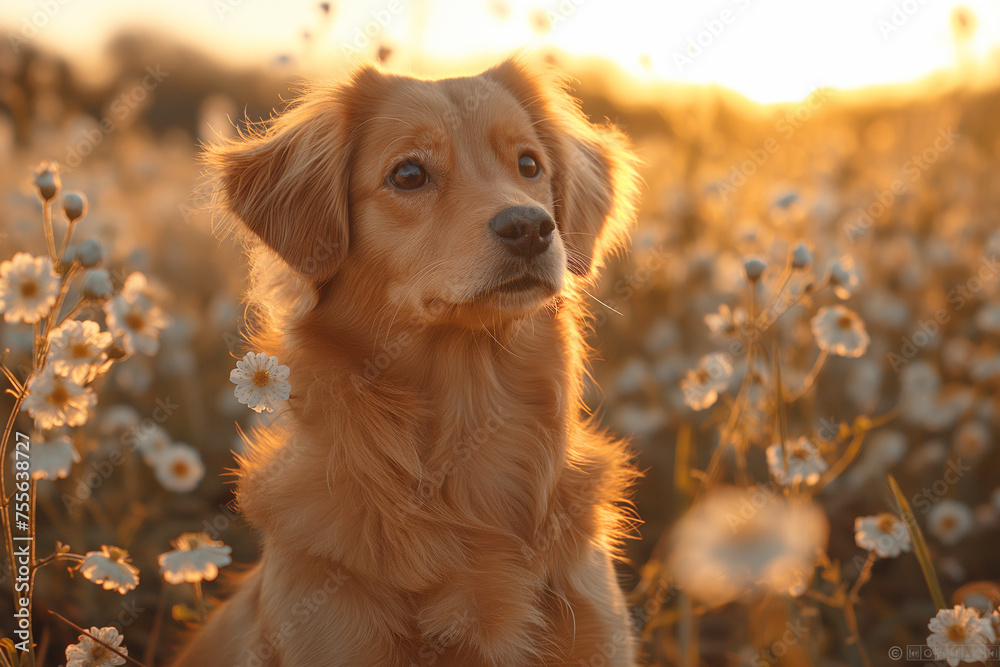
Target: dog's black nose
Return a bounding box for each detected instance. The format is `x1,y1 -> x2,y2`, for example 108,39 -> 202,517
489,206 -> 555,258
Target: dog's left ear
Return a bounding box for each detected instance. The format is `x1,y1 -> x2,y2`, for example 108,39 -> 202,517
205,81 -> 359,283
487,59 -> 641,279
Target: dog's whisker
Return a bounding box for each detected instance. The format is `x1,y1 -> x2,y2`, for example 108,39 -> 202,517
380,259 -> 451,353
579,286 -> 623,316
370,258 -> 446,349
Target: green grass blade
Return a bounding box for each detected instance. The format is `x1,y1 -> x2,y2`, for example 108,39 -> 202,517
887,474 -> 947,610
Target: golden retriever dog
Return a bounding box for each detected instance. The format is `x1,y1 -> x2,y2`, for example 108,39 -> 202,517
172,57 -> 641,666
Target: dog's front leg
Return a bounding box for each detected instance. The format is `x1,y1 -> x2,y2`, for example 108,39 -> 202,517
547,547 -> 638,667
254,550 -> 414,667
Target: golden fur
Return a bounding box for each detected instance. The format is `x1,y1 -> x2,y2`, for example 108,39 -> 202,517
172,58 -> 642,666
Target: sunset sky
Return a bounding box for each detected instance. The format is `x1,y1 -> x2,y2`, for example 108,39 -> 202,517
2,0 -> 999,102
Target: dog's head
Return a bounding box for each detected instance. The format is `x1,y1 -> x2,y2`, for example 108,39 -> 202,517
209,59 -> 639,325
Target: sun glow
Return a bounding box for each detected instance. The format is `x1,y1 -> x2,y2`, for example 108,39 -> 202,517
1,0 -> 999,102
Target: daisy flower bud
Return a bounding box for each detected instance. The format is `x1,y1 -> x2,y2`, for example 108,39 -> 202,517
62,191 -> 88,223
77,238 -> 105,268
790,242 -> 812,269
743,256 -> 768,283
773,190 -> 799,209
33,161 -> 61,202
828,255 -> 860,299
82,268 -> 113,300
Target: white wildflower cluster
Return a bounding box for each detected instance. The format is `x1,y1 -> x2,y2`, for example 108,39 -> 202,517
0,162 -> 234,663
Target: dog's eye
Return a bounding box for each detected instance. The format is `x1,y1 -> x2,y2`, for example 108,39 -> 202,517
517,154 -> 540,179
390,162 -> 427,190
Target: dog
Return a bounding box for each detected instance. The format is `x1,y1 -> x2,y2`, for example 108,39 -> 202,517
172,57 -> 641,666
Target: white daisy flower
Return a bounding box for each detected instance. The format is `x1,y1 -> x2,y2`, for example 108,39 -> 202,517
615,357 -> 652,395
810,306 -> 869,358
927,605 -> 993,667
79,545 -> 139,594
98,404 -> 141,439
153,443 -> 204,493
158,532 -> 232,584
667,486 -> 828,606
29,431 -> 80,480
704,304 -> 746,338
65,626 -> 127,667
953,420 -> 991,463
230,352 -> 291,413
0,252 -> 60,324
680,353 -> 733,411
854,513 -> 912,558
975,302 -> 1000,334
766,436 -> 828,486
135,424 -> 173,465
48,319 -> 113,384
828,255 -> 860,299
927,500 -> 975,546
103,272 -> 168,356
985,609 -> 1000,643
613,403 -> 668,438
21,367 -> 97,429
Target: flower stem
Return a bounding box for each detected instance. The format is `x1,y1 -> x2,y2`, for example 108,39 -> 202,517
784,348 -> 828,402
48,610 -> 147,667
42,200 -> 56,262
193,580 -> 206,620
0,385 -> 28,631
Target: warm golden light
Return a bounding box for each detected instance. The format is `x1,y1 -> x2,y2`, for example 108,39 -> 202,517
1,0 -> 998,101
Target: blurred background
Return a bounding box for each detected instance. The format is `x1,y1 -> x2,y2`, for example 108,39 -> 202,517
2,1 -> 1000,665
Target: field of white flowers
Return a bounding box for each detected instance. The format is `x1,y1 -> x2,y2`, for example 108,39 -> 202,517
1,26 -> 999,667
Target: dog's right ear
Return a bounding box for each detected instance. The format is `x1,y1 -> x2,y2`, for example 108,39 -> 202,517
206,83 -> 356,283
